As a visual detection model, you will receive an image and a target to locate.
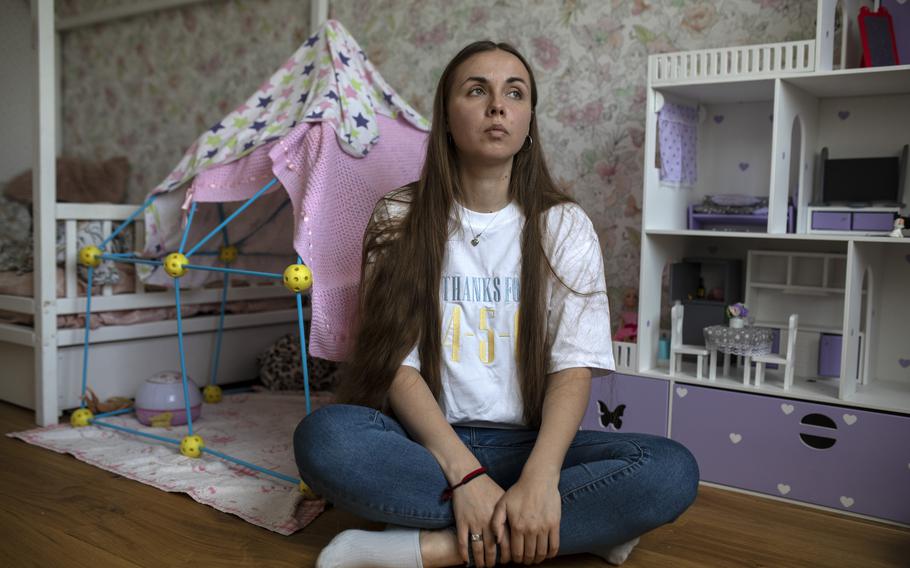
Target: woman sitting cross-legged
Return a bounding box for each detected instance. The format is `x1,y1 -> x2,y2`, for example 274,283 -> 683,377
294,40 -> 699,568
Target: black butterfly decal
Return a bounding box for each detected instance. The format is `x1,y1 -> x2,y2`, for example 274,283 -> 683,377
598,401 -> 626,430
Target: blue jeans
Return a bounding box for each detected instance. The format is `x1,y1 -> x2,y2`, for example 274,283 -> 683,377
294,404 -> 698,557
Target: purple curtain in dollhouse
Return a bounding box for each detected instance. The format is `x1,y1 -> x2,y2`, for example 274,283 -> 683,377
658,102 -> 698,187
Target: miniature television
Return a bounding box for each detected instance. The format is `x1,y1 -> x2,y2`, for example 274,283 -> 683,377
821,156 -> 903,205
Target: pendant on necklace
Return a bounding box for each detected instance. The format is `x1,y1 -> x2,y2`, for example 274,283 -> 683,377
471,237 -> 480,246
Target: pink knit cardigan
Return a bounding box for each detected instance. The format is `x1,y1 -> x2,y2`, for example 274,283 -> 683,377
191,115 -> 427,361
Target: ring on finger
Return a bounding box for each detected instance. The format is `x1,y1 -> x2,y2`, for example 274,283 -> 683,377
470,532 -> 483,542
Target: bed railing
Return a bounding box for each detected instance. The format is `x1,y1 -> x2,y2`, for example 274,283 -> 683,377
53,203 -> 288,315
0,202 -> 291,323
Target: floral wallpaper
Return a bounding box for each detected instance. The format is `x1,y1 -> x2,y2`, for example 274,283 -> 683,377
61,0 -> 816,327
60,0 -> 311,201
333,0 -> 816,317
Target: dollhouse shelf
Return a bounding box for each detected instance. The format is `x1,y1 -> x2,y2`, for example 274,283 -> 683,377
644,229 -> 908,244
625,0 -> 910,526
785,64 -> 910,97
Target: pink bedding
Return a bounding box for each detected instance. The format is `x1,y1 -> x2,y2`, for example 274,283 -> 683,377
0,296 -> 297,330
0,266 -> 135,298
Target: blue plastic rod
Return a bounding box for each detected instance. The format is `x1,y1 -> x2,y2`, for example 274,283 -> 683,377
100,256 -> 163,268
78,266 -> 95,409
209,272 -> 230,387
178,200 -> 198,255
229,252 -> 286,257
203,447 -> 300,485
93,407 -> 136,419
92,419 -> 181,446
208,204 -> 231,388
93,419 -> 298,485
183,263 -> 282,280
185,178 -> 278,258
295,256 -> 312,416
100,192 -> 161,249
174,281 -> 196,436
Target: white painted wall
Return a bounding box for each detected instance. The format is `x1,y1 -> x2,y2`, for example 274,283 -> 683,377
0,0 -> 36,185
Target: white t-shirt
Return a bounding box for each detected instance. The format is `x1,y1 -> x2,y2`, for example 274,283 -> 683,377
383,195 -> 614,427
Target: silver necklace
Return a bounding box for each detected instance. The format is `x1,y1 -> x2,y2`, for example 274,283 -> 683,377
467,205 -> 506,246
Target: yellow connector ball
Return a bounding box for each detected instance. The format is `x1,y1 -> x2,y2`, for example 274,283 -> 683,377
203,384 -> 223,404
299,480 -> 319,500
164,252 -> 189,278
78,245 -> 102,268
283,264 -> 313,293
180,434 -> 205,458
219,245 -> 238,264
70,408 -> 94,427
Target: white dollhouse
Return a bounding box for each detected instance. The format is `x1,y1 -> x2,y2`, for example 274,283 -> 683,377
584,0 -> 910,526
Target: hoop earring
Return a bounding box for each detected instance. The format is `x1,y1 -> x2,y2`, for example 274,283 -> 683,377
523,135 -> 533,151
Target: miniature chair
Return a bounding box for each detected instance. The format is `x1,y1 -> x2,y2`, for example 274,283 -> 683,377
670,302 -> 708,380
753,314 -> 799,390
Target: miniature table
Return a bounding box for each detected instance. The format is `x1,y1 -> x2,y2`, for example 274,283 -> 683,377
703,324 -> 774,385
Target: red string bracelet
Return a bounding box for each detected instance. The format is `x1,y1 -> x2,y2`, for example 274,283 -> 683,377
441,466 -> 488,502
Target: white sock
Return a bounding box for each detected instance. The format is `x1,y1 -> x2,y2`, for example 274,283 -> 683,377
316,527 -> 424,568
596,536 -> 640,566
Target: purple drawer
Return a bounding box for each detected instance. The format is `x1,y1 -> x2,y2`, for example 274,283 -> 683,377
580,373 -> 669,437
811,211 -> 851,230
852,212 -> 894,231
671,384 -> 910,524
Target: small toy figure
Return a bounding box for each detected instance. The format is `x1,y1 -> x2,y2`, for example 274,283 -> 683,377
889,217 -> 905,238
613,288 -> 639,342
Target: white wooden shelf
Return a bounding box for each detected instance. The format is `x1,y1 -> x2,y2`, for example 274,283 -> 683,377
644,229 -> 910,244
652,64 -> 910,103
654,78 -> 776,104
748,283 -> 844,294
637,2 -> 910,419
750,320 -> 842,334
640,361 -> 910,416
785,64 -> 910,98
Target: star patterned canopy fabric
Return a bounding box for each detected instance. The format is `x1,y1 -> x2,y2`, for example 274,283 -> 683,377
153,19 -> 429,196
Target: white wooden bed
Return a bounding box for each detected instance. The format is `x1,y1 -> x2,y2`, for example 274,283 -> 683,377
0,201 -> 301,424
12,0 -> 330,426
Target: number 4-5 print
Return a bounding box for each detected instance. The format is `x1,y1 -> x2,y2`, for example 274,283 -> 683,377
444,307 -> 519,364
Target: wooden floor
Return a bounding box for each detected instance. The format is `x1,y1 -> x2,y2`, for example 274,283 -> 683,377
1,401 -> 907,568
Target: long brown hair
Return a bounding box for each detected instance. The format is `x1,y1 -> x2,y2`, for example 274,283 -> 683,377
338,41 -> 576,428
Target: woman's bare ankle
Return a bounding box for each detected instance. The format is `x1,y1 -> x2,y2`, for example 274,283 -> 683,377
419,528 -> 463,568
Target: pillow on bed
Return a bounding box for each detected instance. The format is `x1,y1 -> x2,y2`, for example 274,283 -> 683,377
0,195 -> 32,273
69,221 -> 132,286
0,194 -> 129,285
3,156 -> 130,204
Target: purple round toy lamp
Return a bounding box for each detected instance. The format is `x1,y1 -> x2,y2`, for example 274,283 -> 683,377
134,371 -> 203,426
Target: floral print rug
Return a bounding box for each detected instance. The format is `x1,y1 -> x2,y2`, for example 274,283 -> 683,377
8,391 -> 334,535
